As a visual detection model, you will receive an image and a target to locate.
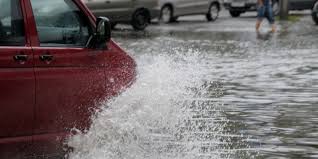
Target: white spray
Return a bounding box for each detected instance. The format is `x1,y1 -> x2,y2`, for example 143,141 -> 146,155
68,49 -> 237,159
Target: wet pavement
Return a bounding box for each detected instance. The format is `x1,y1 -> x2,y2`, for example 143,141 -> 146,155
69,11 -> 318,159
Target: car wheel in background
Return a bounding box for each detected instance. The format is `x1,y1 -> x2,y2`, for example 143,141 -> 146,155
272,0 -> 280,15
131,9 -> 150,31
312,1 -> 318,25
160,5 -> 174,23
229,10 -> 241,17
206,3 -> 220,21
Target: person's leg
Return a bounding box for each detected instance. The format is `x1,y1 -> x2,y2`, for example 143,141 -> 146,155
267,6 -> 276,32
256,19 -> 263,32
256,6 -> 265,32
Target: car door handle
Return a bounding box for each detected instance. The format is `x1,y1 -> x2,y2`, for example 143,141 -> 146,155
13,54 -> 28,62
39,54 -> 54,62
105,1 -> 110,4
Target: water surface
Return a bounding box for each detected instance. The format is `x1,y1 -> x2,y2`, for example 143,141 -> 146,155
69,14 -> 318,159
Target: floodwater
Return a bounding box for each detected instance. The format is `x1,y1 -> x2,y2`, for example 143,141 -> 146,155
68,13 -> 318,159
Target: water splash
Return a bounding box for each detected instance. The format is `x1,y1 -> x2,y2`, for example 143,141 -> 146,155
67,50 -> 250,159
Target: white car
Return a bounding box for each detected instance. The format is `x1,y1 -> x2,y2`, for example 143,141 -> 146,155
85,0 -> 160,30
159,0 -> 221,23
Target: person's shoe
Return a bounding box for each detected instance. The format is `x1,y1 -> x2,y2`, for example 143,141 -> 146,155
271,26 -> 276,33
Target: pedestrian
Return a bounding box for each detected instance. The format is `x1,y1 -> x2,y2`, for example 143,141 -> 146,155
256,0 -> 276,33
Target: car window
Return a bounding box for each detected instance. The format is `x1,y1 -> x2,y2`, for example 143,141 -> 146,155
0,0 -> 25,46
30,0 -> 93,47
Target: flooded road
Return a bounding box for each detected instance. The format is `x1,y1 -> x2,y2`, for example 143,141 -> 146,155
69,12 -> 318,159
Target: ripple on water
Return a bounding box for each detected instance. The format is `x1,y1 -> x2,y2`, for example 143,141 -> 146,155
68,23 -> 318,158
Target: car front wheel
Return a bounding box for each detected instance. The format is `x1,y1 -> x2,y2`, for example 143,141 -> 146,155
206,3 -> 220,21
312,1 -> 318,25
131,9 -> 150,31
229,10 -> 241,17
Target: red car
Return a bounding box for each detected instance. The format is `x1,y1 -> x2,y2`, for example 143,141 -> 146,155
0,0 -> 136,158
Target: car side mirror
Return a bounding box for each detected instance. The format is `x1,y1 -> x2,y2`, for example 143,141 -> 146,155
86,17 -> 111,49
96,17 -> 111,42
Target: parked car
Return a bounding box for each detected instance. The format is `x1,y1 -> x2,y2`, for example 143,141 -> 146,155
224,0 -> 317,17
159,0 -> 221,23
0,0 -> 136,158
85,0 -> 160,30
313,1 -> 318,24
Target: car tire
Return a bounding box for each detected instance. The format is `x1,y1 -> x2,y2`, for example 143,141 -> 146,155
160,5 -> 174,23
312,1 -> 318,25
206,3 -> 220,22
272,0 -> 280,16
131,9 -> 150,31
229,10 -> 241,17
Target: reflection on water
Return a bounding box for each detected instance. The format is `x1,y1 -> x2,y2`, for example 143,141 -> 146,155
256,31 -> 274,41
69,16 -> 318,158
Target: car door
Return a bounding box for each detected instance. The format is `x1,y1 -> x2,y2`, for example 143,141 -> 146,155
104,0 -> 134,21
27,0 -> 109,138
0,0 -> 34,157
185,0 -> 209,14
85,0 -> 108,10
291,0 -> 316,10
84,0 -> 111,17
86,0 -> 133,20
174,0 -> 206,15
174,0 -> 192,15
193,0 -> 210,14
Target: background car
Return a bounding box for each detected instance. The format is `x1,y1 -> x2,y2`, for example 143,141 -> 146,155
85,0 -> 160,30
159,0 -> 221,23
224,0 -> 317,17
